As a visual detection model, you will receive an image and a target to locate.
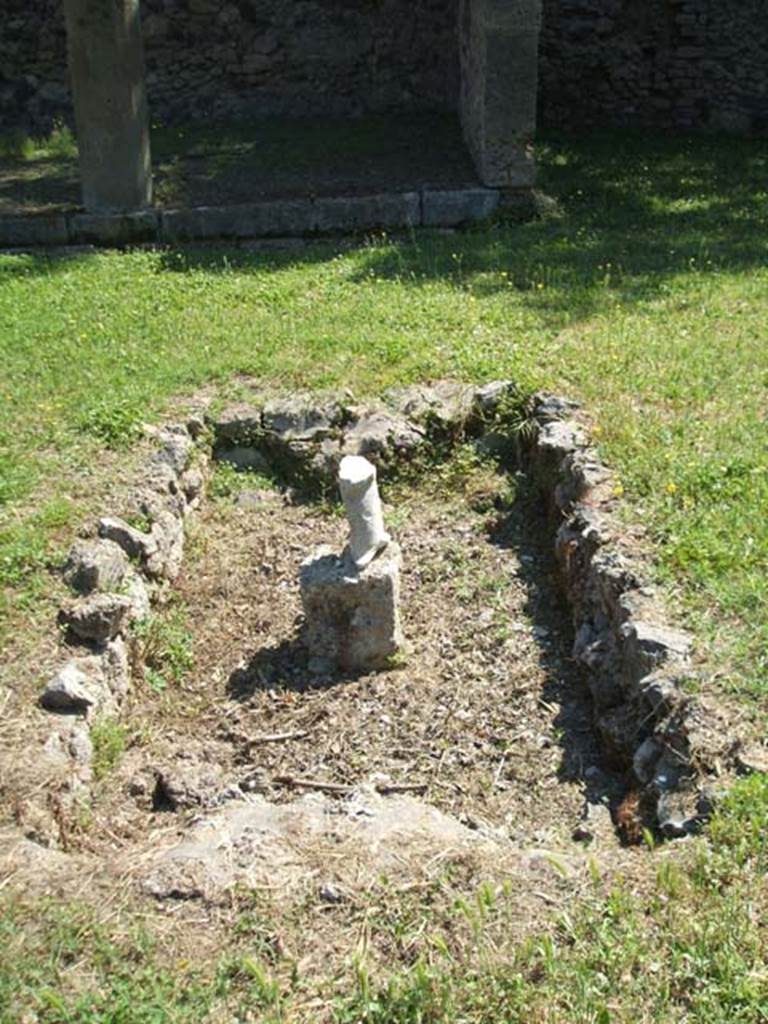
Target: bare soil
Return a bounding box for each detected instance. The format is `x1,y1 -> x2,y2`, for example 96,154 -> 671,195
0,113 -> 478,215
1,456 -> 658,1010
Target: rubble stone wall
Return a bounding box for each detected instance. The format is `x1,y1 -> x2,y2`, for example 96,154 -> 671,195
539,0 -> 768,133
3,0 -> 765,135
0,0 -> 459,130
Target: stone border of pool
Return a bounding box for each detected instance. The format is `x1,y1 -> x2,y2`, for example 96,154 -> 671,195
30,379 -> 750,849
0,188 -> 505,249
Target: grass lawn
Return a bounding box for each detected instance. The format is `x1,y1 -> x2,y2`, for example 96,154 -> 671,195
1,131 -> 767,1021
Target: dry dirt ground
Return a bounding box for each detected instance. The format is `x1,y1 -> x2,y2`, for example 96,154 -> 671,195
0,113 -> 478,215
1,454 -> 661,1010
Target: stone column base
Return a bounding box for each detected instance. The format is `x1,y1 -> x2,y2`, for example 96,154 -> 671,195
300,543 -> 403,673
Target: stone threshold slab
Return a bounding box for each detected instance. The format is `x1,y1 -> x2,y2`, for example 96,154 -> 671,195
0,188 -> 501,249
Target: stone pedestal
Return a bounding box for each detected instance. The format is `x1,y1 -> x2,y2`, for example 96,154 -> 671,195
459,0 -> 542,189
63,0 -> 152,213
300,543 -> 403,673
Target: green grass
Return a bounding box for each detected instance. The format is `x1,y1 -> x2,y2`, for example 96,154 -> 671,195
1,129 -> 768,1021
1,779 -> 766,1022
133,599 -> 194,692
89,718 -> 129,781
1,131 -> 766,698
0,123 -> 77,162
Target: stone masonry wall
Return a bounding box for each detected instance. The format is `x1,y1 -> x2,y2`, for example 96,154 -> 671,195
1,0 -> 459,131
539,0 -> 768,133
2,0 -> 766,136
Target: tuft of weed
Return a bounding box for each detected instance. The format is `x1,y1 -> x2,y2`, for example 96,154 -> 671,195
78,398 -> 146,449
133,600 -> 194,691
209,460 -> 281,500
90,719 -> 128,781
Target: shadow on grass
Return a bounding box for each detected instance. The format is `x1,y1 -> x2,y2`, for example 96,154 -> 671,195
2,131 -> 766,324
152,130 -> 768,326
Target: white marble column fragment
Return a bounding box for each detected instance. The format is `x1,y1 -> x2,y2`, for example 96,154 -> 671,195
299,455 -> 402,673
338,455 -> 390,569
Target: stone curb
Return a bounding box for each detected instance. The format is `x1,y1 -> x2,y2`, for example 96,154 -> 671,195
34,379 -> 741,844
204,381 -> 742,837
37,413 -> 211,830
520,393 -> 737,837
0,187 -> 502,249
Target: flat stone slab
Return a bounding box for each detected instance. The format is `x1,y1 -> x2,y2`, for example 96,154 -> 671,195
68,210 -> 159,245
422,188 -> 500,226
142,790 -> 523,902
160,200 -> 315,241
0,188 -> 503,249
0,214 -> 69,247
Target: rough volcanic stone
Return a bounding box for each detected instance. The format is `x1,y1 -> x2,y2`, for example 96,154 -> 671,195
537,418 -> 587,461
63,538 -> 130,595
153,759 -> 225,811
41,719 -> 93,786
98,515 -> 158,563
656,788 -> 706,838
210,403 -> 263,445
124,570 -> 151,622
386,381 -> 475,436
343,408 -> 424,461
533,393 -> 580,423
735,744 -> 768,775
262,395 -> 344,441
421,188 -> 500,227
632,737 -> 664,784
144,459 -> 183,492
180,466 -> 206,506
41,662 -> 103,713
638,671 -> 686,716
151,427 -> 194,474
472,379 -> 519,419
145,511 -> 185,580
186,412 -> 207,439
102,636 -> 130,704
300,542 -> 403,672
554,450 -> 612,510
42,635 -> 130,716
622,621 -> 693,680
58,591 -> 133,642
595,703 -> 643,763
572,799 -> 613,843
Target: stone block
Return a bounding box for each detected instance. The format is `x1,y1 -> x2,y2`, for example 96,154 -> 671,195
210,402 -> 264,445
0,214 -> 69,248
63,0 -> 152,212
160,200 -> 314,241
621,621 -> 693,681
98,515 -> 158,563
58,591 -> 133,642
422,188 -> 500,227
63,538 -> 130,594
312,193 -> 420,233
41,661 -> 102,713
300,543 -> 403,673
69,210 -> 159,245
459,0 -> 541,188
